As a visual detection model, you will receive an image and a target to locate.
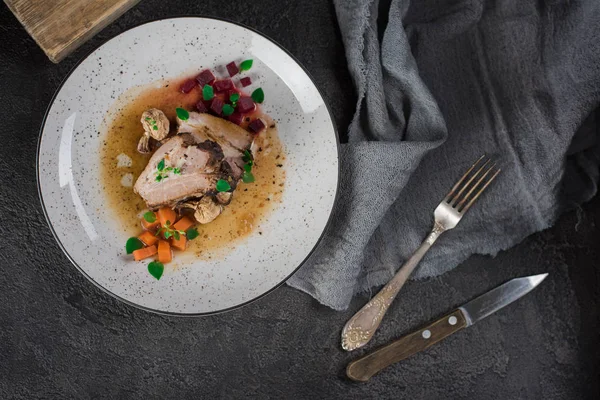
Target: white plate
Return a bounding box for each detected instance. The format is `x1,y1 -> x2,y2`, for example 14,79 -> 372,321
37,17 -> 339,315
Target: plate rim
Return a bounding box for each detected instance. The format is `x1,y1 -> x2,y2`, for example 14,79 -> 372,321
36,15 -> 341,317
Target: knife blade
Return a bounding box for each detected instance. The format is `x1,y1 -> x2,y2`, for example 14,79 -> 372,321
346,273 -> 548,382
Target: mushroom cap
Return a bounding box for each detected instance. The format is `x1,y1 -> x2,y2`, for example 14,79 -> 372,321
141,108 -> 170,140
194,196 -> 223,224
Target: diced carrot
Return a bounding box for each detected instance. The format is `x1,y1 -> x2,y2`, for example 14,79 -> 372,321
157,240 -> 172,263
157,207 -> 177,227
133,245 -> 157,261
173,216 -> 195,232
139,231 -> 158,246
141,218 -> 160,231
171,235 -> 187,251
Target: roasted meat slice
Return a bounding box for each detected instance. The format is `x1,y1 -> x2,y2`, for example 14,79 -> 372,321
177,112 -> 253,179
133,133 -> 231,208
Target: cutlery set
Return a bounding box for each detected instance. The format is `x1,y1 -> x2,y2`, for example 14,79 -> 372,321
341,155 -> 548,381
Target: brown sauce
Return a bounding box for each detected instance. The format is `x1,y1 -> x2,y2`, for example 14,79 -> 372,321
100,77 -> 286,259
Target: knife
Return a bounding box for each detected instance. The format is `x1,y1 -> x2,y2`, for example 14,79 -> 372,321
346,273 -> 548,382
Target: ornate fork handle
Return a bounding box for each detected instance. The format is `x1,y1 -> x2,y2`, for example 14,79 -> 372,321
341,222 -> 445,351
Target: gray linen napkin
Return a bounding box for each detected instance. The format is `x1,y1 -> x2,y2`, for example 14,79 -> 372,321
287,0 -> 600,310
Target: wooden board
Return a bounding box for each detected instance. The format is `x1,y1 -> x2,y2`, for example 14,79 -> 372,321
4,0 -> 140,63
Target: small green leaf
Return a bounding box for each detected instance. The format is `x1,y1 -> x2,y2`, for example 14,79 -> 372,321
157,159 -> 165,171
251,88 -> 264,103
148,261 -> 164,280
174,231 -> 180,241
242,171 -> 255,183
244,163 -> 252,173
229,93 -> 240,102
216,179 -> 231,192
240,59 -> 253,71
143,211 -> 156,223
173,168 -> 181,175
176,107 -> 189,121
202,85 -> 214,101
242,149 -> 253,163
155,175 -> 163,182
145,117 -> 151,121
164,230 -> 172,239
186,228 -> 200,240
165,220 -> 171,226
125,237 -> 144,254
153,125 -> 158,130
222,104 -> 234,116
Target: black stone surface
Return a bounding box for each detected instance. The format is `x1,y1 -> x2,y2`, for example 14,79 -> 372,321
0,1 -> 598,399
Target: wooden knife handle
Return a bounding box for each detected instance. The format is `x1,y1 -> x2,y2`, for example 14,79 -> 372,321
346,309 -> 468,382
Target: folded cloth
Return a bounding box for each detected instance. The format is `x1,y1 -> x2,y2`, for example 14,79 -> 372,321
287,0 -> 600,311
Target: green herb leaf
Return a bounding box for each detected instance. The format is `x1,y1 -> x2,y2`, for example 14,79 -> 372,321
242,149 -> 253,163
155,175 -> 163,182
176,107 -> 190,121
157,159 -> 165,171
222,104 -> 234,116
143,211 -> 156,223
202,85 -> 214,101
153,125 -> 158,130
145,117 -> 151,121
240,59 -> 253,71
186,228 -> 200,240
164,230 -> 172,239
173,168 -> 181,175
242,170 -> 255,183
125,237 -> 145,254
229,93 -> 240,102
251,88 -> 264,103
174,231 -> 180,240
216,179 -> 231,192
165,220 -> 171,226
148,261 -> 164,280
244,163 -> 252,173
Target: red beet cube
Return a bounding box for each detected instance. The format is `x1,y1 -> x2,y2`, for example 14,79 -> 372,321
210,98 -> 224,115
228,112 -> 244,125
237,97 -> 256,113
180,79 -> 197,93
248,118 -> 266,133
226,62 -> 239,77
196,69 -> 216,87
196,101 -> 208,113
240,77 -> 252,87
213,79 -> 234,92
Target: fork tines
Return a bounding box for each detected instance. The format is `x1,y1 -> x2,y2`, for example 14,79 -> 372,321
444,155 -> 500,213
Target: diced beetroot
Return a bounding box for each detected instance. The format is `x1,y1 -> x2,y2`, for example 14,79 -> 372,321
228,112 -> 244,125
210,98 -> 224,115
237,97 -> 256,113
240,77 -> 252,87
248,118 -> 266,134
226,62 -> 239,77
180,79 -> 197,93
196,69 -> 216,86
213,79 -> 234,92
196,101 -> 208,113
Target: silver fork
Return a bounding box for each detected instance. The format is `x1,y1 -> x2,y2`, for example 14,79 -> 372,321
341,155 -> 501,351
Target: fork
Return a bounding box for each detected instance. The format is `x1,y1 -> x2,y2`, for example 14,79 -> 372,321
341,155 -> 501,351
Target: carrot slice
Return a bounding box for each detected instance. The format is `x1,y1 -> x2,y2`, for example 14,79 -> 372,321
133,245 -> 157,261
173,216 -> 195,232
139,231 -> 158,246
157,207 -> 177,227
157,240 -> 172,263
171,235 -> 187,251
141,218 -> 160,231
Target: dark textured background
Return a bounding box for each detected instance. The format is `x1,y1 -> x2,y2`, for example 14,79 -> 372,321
0,1 -> 598,399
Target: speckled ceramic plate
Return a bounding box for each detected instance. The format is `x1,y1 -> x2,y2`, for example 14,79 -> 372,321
37,17 -> 339,315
